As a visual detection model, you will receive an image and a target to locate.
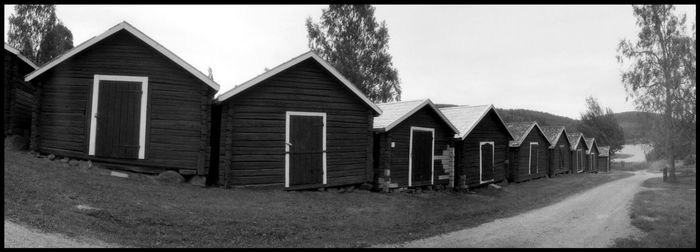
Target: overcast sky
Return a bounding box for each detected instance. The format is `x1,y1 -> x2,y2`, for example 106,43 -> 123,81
4,5 -> 696,119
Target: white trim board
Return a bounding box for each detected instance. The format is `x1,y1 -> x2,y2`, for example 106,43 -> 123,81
4,43 -> 38,69
24,21 -> 220,91
284,111 -> 327,188
408,126 -> 435,187
215,51 -> 382,115
88,74 -> 148,159
479,141 -> 495,184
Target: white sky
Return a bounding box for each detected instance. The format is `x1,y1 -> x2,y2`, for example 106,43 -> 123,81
4,4 -> 696,119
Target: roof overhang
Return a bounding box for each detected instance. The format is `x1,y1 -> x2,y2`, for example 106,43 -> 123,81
509,122 -> 551,147
24,21 -> 220,91
376,99 -> 459,134
460,104 -> 515,141
214,51 -> 381,115
5,43 -> 38,69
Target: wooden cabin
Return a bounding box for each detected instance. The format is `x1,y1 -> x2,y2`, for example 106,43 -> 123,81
541,126 -> 571,177
439,105 -> 514,189
584,138 -> 599,173
372,99 -> 459,189
25,22 -> 220,176
4,43 -> 38,137
505,122 -> 551,182
212,51 -> 382,190
566,132 -> 587,174
597,146 -> 611,172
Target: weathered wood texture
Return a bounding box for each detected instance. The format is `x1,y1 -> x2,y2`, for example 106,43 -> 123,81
216,59 -> 375,188
588,147 -> 599,172
507,128 -> 550,182
456,110 -> 510,188
4,50 -> 36,136
597,156 -> 610,172
548,135 -> 571,176
30,30 -> 215,173
570,141 -> 586,173
373,106 -> 455,187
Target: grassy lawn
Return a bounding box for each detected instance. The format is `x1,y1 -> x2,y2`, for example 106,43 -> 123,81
613,163 -> 696,248
4,149 -> 633,248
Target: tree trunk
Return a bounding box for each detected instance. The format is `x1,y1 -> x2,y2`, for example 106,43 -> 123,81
665,87 -> 677,182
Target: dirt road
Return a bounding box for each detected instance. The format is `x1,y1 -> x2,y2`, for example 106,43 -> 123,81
379,170 -> 660,248
3,220 -> 119,248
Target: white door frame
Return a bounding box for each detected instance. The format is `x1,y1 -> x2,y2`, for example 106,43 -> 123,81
408,126 -> 435,187
577,149 -> 584,173
284,111 -> 327,188
88,74 -> 148,159
479,141 -> 495,184
529,142 -> 539,174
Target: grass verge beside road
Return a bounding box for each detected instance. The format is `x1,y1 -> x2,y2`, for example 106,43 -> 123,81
613,164 -> 696,248
5,149 -> 633,247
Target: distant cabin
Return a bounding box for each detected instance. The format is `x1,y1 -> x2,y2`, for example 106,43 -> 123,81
4,43 -> 38,137
372,99 -> 458,189
505,122 -> 551,183
25,22 -> 220,175
212,51 -> 381,190
439,105 -> 514,189
567,132 -> 587,174
541,126 -> 571,177
585,138 -> 599,173
597,146 -> 611,172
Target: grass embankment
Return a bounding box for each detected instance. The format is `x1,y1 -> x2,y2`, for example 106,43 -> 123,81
4,149 -> 632,248
613,163 -> 696,248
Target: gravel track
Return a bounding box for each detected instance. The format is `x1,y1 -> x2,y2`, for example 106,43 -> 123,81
378,170 -> 659,248
4,220 -> 119,248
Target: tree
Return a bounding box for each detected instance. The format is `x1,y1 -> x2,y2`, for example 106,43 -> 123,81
7,4 -> 74,65
306,4 -> 401,103
578,96 -> 625,154
207,67 -> 214,81
616,5 -> 696,182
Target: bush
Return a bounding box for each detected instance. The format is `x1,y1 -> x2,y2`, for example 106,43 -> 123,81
682,154 -> 696,166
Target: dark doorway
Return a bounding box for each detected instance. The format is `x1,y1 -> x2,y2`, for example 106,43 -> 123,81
410,129 -> 433,186
288,115 -> 324,186
95,80 -> 142,159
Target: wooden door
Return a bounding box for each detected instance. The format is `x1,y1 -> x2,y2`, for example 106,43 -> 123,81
411,130 -> 433,185
95,80 -> 142,159
481,142 -> 494,182
288,115 -> 324,186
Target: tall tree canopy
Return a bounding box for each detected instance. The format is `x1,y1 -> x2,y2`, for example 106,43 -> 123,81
7,4 -> 74,65
616,5 -> 696,181
306,4 -> 401,103
577,96 -> 625,154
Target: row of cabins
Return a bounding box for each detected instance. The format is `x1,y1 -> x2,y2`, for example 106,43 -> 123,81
5,21 -> 611,191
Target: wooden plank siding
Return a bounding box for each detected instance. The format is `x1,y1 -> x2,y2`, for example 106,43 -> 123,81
507,128 -> 550,182
216,59 -> 375,188
29,30 -> 215,174
373,106 -> 455,188
456,110 -> 510,188
4,50 -> 36,136
548,135 -> 571,177
598,156 -> 610,172
570,141 -> 586,174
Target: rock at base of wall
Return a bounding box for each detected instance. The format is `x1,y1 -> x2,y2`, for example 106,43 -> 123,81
4,135 -> 29,151
359,182 -> 372,191
69,159 -> 80,166
60,157 -> 70,163
47,154 -> 56,160
188,175 -> 207,187
155,170 -> 185,184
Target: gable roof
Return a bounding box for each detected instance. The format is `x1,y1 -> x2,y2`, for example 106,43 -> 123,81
584,137 -> 598,154
540,126 -> 570,149
214,51 -> 382,115
439,104 -> 514,140
4,43 -> 38,69
598,146 -> 610,157
24,21 -> 220,91
566,132 -> 586,151
374,99 -> 458,133
505,121 -> 550,147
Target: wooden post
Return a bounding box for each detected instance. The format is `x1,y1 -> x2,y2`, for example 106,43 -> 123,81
366,112 -> 374,183
221,104 -> 234,187
197,86 -> 210,175
29,82 -> 42,151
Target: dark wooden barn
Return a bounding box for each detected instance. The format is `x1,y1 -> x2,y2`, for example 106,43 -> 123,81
584,137 -> 599,173
24,22 -> 220,176
541,126 -> 571,177
567,132 -> 587,174
597,146 -> 611,172
372,99 -> 458,189
439,105 -> 514,189
505,122 -> 551,182
212,51 -> 382,190
4,43 -> 38,137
